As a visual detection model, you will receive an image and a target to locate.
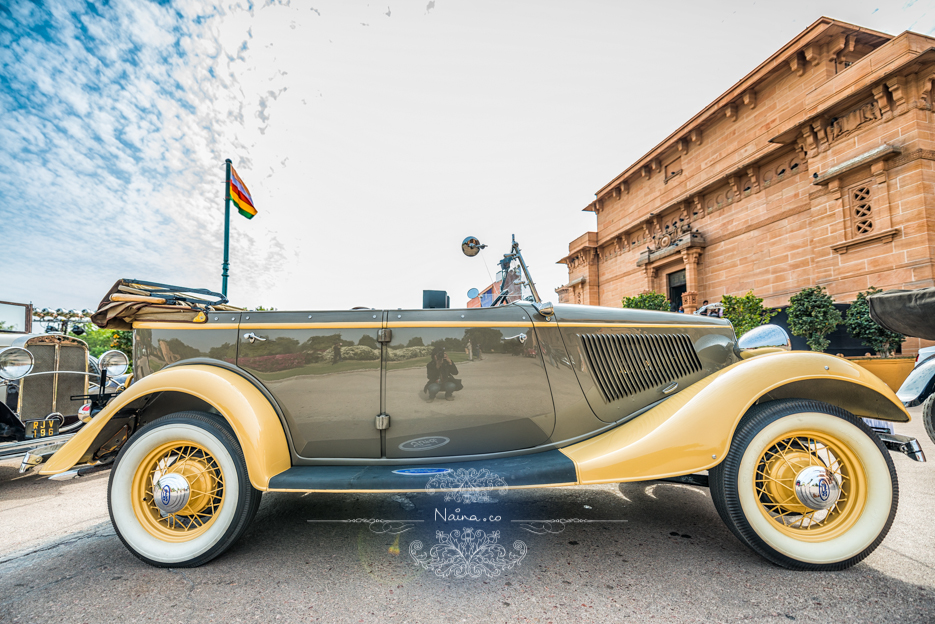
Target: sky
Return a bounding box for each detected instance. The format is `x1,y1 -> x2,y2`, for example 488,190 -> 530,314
3,0 -> 935,313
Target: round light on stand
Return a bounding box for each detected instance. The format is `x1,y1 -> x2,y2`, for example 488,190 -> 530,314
0,347 -> 34,380
99,350 -> 129,377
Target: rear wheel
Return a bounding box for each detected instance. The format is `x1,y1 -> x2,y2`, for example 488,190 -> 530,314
922,393 -> 935,446
710,399 -> 897,570
108,411 -> 262,567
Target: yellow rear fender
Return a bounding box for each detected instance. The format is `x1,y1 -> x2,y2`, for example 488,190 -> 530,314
559,351 -> 909,485
39,364 -> 291,490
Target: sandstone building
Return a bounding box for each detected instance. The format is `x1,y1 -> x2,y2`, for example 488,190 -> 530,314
557,17 -> 935,355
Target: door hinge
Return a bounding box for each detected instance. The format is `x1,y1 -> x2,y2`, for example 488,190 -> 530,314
375,414 -> 390,430
377,329 -> 392,343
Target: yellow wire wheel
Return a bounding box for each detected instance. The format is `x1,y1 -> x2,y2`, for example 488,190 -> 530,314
108,411 -> 262,567
130,441 -> 225,542
709,400 -> 897,571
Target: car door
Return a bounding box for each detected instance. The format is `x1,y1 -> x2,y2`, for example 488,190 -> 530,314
237,310 -> 383,458
383,305 -> 555,458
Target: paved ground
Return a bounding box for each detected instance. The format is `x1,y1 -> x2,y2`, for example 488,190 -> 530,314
1,408 -> 934,623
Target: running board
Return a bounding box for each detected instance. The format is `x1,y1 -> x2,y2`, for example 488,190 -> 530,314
267,450 -> 578,492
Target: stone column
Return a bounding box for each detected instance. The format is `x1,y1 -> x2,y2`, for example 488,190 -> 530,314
680,248 -> 703,314
644,265 -> 657,293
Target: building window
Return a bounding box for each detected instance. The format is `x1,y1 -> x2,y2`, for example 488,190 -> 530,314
849,183 -> 874,236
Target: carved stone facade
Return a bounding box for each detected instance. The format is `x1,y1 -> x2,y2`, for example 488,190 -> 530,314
558,17 -> 935,355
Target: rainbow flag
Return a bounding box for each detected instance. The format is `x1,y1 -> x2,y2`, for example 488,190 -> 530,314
229,166 -> 257,219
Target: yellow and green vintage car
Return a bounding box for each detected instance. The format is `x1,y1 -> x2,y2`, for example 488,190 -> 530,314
38,237 -> 925,571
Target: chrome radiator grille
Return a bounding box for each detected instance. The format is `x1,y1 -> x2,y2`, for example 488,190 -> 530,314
58,345 -> 88,417
19,342 -> 88,421
20,345 -> 54,421
579,333 -> 702,403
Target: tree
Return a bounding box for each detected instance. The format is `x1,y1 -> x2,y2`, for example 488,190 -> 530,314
787,285 -> 842,352
845,286 -> 904,358
111,330 -> 133,358
622,292 -> 670,311
720,291 -> 779,338
70,325 -> 114,357
358,334 -> 379,349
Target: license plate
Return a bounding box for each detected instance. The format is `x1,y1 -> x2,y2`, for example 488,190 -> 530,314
26,419 -> 59,439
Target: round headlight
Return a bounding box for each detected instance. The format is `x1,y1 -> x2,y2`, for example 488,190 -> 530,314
99,350 -> 129,377
0,347 -> 34,380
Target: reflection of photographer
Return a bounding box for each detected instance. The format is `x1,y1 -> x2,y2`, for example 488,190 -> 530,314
424,346 -> 461,402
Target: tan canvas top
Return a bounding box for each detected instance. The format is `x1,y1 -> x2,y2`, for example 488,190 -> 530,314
92,279 -> 243,330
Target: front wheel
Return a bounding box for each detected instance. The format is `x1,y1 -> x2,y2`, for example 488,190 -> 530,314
710,399 -> 898,571
108,411 -> 262,567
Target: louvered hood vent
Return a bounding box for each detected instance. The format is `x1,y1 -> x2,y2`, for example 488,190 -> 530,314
579,333 -> 702,403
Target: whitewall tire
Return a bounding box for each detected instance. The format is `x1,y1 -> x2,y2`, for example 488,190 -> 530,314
107,412 -> 262,567
710,400 -> 898,571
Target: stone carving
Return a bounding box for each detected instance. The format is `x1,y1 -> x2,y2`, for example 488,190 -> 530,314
828,100 -> 882,143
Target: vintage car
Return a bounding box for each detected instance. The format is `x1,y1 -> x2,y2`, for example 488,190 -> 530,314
40,237 -> 926,572
0,301 -> 131,472
869,287 -> 935,445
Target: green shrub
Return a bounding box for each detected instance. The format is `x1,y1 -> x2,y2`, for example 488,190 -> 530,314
720,291 -> 779,337
622,292 -> 670,311
787,285 -> 842,352
845,286 -> 904,358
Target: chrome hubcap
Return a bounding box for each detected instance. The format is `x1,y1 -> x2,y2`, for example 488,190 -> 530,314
154,472 -> 191,514
793,466 -> 840,511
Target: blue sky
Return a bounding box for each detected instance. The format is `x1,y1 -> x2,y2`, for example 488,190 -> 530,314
2,0 -> 934,312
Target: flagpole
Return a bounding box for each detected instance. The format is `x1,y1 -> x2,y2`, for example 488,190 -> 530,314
222,158 -> 232,297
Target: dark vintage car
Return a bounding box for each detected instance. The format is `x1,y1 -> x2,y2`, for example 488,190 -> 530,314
869,287 -> 935,445
41,237 -> 925,571
0,301 -> 130,471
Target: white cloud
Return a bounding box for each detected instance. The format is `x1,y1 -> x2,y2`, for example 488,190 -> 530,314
2,0 -> 934,313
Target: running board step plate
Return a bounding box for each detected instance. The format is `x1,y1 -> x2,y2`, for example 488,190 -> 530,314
267,450 -> 578,492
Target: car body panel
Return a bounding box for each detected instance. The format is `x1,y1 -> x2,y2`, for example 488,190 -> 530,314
560,350 -> 910,484
40,344 -> 909,491
384,307 -> 555,458
236,310 -> 383,458
38,364 -> 290,490
548,305 -> 737,424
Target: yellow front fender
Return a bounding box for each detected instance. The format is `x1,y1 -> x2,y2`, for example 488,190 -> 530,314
559,351 -> 910,485
39,365 -> 290,490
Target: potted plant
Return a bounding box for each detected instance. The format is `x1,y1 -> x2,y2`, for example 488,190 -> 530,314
786,285 -> 842,352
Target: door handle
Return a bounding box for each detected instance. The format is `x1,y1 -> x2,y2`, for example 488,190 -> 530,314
503,333 -> 527,344
243,332 -> 267,344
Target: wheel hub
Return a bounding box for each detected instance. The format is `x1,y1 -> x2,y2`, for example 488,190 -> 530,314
794,465 -> 840,511
154,473 -> 191,514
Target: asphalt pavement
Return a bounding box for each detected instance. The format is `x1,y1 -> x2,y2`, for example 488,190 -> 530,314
1,407 -> 934,623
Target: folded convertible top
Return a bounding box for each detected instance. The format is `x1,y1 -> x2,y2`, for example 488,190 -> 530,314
868,287 -> 935,340
91,279 -> 243,330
